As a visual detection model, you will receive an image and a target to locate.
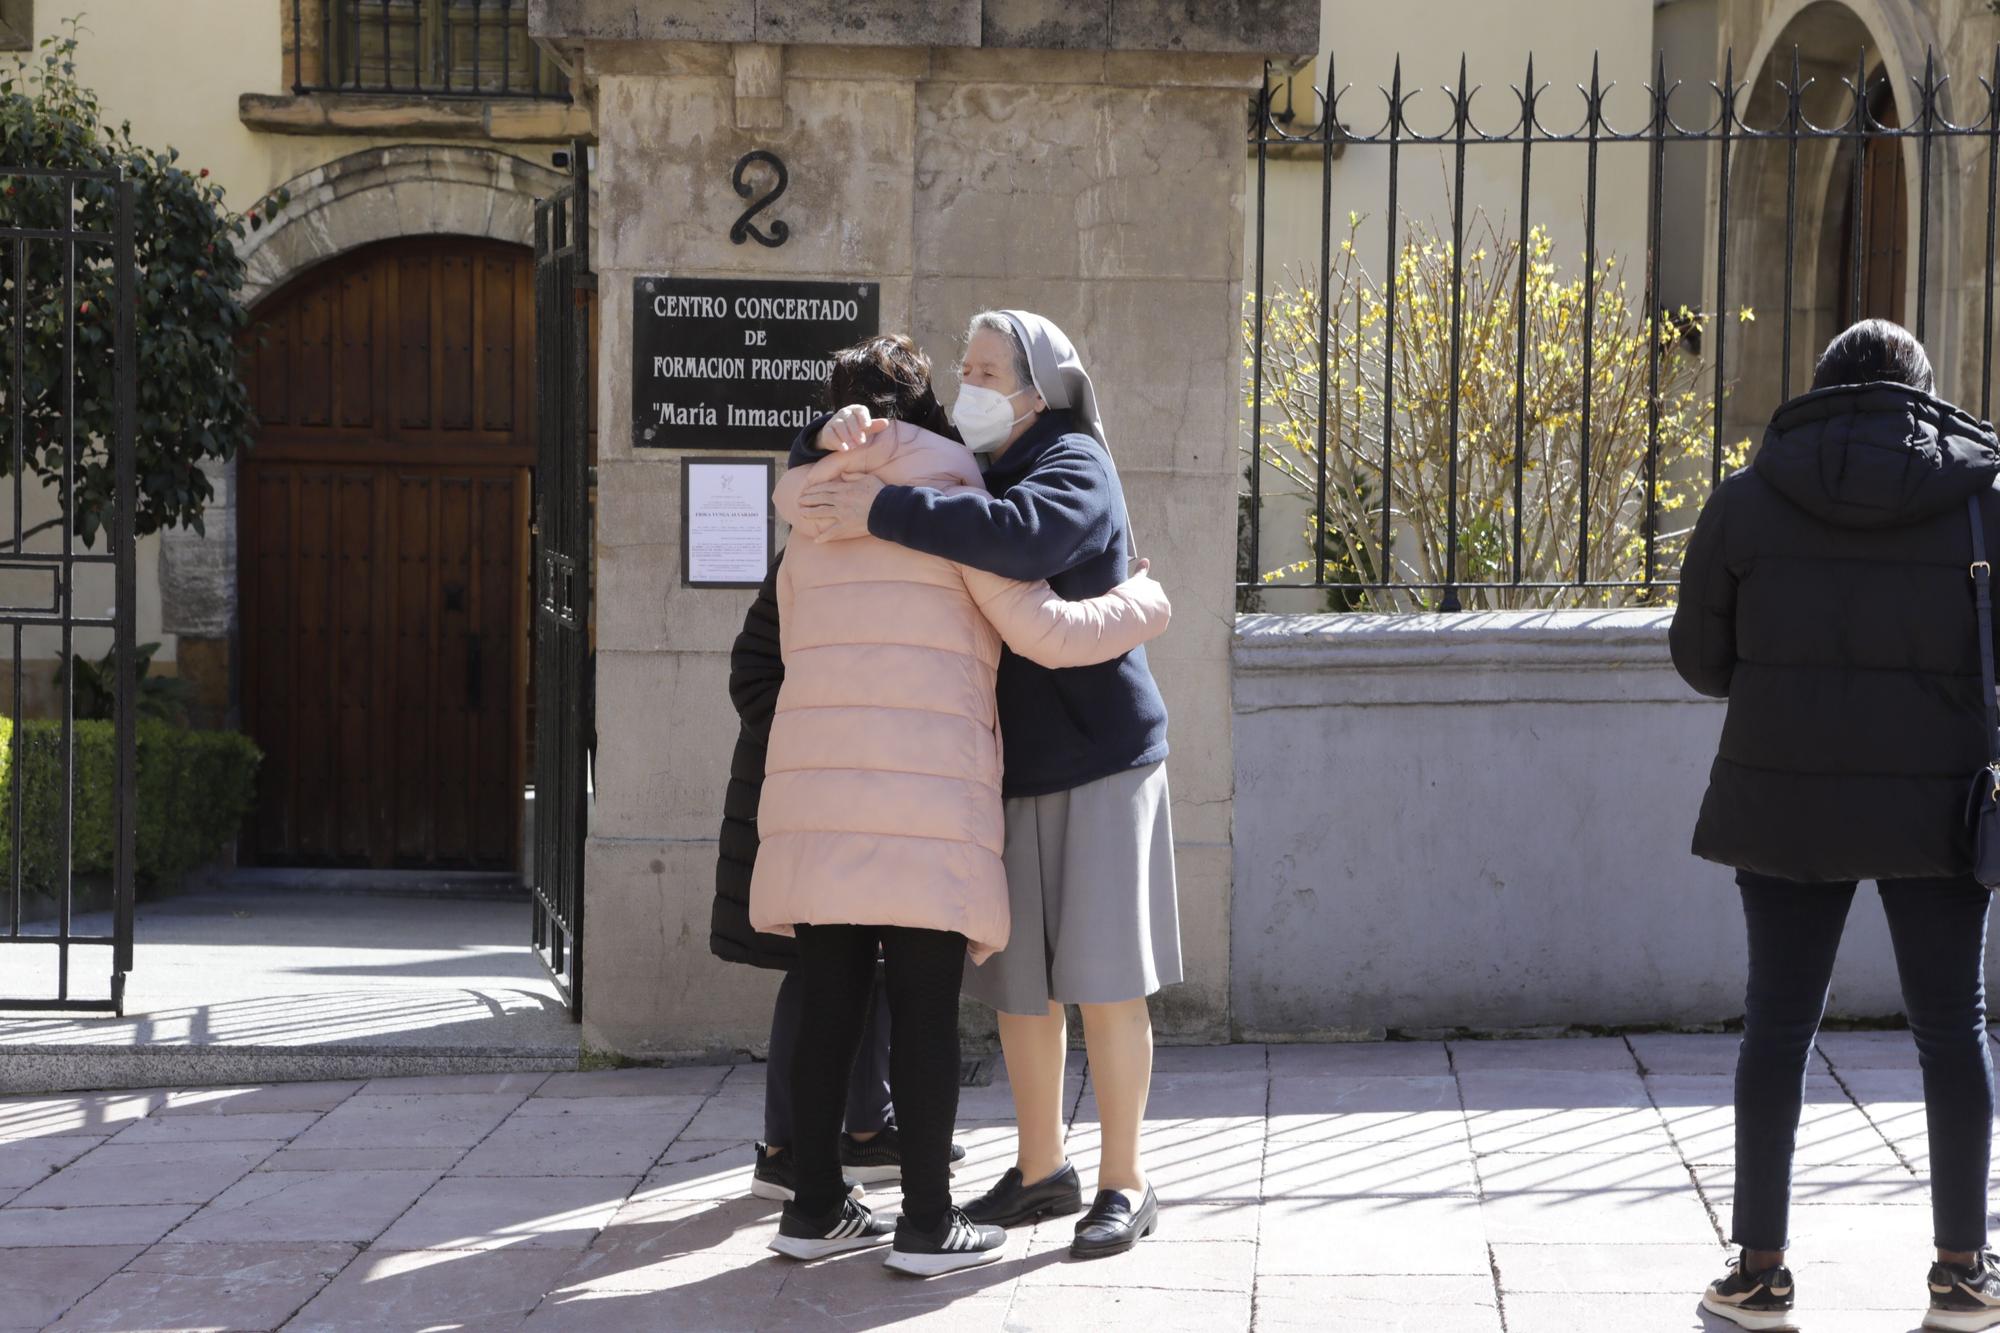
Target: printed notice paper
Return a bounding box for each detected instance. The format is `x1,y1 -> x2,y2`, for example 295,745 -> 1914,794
683,459 -> 772,587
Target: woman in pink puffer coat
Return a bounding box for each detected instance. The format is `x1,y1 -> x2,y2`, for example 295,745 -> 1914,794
751,334 -> 1170,1277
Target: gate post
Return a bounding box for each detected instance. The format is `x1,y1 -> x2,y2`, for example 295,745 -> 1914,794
111,171 -> 137,1008
538,8 -> 1318,1058
530,144 -> 594,1019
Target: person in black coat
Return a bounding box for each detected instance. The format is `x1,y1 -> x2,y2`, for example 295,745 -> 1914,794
715,553 -> 962,1201
1672,320 -> 2000,1330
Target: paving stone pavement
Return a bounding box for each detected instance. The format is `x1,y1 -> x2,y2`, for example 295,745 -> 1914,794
0,1033 -> 1972,1331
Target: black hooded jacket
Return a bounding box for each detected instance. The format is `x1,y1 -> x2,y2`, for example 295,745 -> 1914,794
709,556 -> 798,971
1671,382 -> 2000,882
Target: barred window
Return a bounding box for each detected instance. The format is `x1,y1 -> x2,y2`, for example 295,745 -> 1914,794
303,0 -> 566,99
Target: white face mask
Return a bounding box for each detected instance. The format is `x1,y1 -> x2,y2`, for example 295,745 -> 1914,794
951,383 -> 1035,454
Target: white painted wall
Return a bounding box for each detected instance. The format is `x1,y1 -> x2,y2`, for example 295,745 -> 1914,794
1231,612 -> 1960,1035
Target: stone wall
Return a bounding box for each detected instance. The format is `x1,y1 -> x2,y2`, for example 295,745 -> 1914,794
1231,612 -> 2000,1035
568,37 -> 1280,1059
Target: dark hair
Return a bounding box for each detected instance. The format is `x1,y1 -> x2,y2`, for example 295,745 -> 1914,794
1811,318 -> 1935,395
824,333 -> 953,436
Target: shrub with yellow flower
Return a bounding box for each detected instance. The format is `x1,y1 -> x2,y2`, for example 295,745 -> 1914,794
1243,211 -> 1753,611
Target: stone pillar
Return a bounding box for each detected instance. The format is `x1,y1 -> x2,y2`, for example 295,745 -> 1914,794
538,4 -> 1315,1059
159,458 -> 236,729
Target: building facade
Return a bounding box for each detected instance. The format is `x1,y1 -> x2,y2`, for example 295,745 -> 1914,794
37,0 -> 587,874
14,0 -> 1998,1046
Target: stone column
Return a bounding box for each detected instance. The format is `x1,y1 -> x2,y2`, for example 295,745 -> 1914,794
157,459 -> 236,729
539,3 -> 1316,1060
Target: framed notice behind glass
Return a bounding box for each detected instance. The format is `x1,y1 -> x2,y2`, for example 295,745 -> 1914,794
682,457 -> 774,589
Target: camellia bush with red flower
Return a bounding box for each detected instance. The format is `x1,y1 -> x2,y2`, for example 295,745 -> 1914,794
0,23 -> 287,545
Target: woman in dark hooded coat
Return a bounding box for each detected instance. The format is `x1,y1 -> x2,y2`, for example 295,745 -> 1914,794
1673,320 -> 2000,1332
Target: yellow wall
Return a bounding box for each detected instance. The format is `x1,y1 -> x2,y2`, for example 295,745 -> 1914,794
49,0 -> 457,208
1254,0 -> 1666,292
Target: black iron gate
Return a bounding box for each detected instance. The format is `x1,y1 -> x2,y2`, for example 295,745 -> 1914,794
530,141 -> 592,1019
0,165 -> 139,1012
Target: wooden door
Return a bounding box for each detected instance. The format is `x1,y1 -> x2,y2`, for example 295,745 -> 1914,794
239,238 -> 534,870
1837,76 -> 1909,325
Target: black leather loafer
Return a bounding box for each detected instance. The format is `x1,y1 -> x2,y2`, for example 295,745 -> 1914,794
1070,1185 -> 1158,1259
962,1161 -> 1084,1229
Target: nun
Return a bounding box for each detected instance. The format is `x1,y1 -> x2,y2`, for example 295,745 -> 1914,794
792,309 -> 1179,1260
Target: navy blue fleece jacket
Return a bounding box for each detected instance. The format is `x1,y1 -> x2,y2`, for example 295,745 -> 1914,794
787,408 -> 1169,797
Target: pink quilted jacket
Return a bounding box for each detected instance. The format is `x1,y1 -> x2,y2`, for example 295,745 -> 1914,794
749,424 -> 1171,961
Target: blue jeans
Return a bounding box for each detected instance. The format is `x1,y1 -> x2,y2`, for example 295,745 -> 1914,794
1734,871 -> 1994,1252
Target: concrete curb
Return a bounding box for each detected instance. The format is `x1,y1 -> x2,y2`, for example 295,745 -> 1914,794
0,1042 -> 583,1096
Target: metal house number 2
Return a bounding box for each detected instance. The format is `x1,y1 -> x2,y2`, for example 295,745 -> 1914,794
729,151 -> 790,248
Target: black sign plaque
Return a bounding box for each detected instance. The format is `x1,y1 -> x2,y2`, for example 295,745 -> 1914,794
632,276 -> 879,450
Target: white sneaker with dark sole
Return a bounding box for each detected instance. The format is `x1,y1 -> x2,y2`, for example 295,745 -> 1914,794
883,1207 -> 1007,1278
1927,1251 -> 2000,1331
767,1196 -> 894,1261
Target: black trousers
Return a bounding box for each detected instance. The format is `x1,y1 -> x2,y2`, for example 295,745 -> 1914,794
1734,870 -> 1994,1252
792,923 -> 966,1230
764,964 -> 892,1147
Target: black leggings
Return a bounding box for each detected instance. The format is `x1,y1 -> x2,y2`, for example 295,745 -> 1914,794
791,923 -> 966,1230
1734,871 -> 1993,1252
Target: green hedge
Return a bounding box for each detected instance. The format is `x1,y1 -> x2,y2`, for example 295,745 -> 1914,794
0,718 -> 261,890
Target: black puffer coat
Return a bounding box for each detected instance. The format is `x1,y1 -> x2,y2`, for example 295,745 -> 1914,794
1672,382 -> 2000,882
710,557 -> 797,970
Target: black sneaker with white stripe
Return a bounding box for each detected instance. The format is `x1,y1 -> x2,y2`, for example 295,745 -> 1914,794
882,1206 -> 1007,1277
1927,1250 -> 2000,1331
749,1143 -> 862,1203
767,1196 -> 894,1261
1702,1253 -> 1797,1331
839,1128 -> 968,1185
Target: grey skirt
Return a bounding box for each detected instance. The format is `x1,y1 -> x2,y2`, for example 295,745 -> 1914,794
963,761 -> 1182,1016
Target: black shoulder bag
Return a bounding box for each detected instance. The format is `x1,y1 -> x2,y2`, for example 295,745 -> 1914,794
1967,494 -> 2000,889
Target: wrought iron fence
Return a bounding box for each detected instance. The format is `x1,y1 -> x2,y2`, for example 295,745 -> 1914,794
1243,46 -> 2000,612
292,0 -> 568,99
0,164 -> 139,1012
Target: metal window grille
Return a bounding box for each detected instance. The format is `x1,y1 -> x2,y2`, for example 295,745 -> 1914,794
292,0 -> 569,100
1243,47 -> 2000,612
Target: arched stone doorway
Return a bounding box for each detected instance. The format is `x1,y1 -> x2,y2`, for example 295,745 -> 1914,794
1718,0 -> 1936,441
237,236 -> 535,870
158,145 -> 570,732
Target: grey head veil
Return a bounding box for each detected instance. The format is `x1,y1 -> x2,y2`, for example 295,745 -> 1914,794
999,310 -> 1107,452
997,310 -> 1137,562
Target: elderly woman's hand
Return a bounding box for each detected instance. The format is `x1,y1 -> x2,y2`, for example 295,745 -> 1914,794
797,473 -> 886,542
816,404 -> 890,453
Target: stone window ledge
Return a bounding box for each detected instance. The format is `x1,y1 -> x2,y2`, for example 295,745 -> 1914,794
239,91 -> 591,143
